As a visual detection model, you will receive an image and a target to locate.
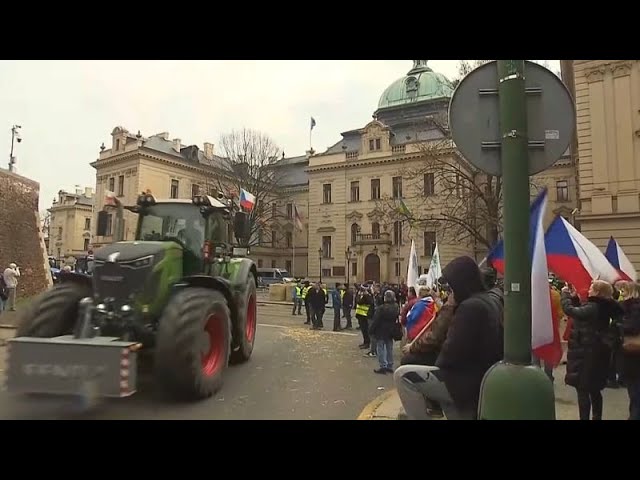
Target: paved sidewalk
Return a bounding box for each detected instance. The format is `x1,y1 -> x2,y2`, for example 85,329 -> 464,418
359,364 -> 631,420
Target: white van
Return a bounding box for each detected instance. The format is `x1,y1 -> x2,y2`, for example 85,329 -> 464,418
256,268 -> 294,285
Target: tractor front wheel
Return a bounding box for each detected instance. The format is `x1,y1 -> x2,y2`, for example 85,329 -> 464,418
154,287 -> 231,400
16,283 -> 92,338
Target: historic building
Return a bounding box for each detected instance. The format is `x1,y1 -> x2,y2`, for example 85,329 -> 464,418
89,128 -> 310,277
86,61 -> 584,284
305,61 -> 577,284
48,187 -> 95,261
570,60 -> 640,266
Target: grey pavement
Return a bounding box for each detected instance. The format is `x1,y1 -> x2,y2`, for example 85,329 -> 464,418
364,364 -> 631,420
0,303 -> 397,420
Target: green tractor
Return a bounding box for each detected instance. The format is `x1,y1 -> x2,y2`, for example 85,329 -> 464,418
6,191 -> 258,401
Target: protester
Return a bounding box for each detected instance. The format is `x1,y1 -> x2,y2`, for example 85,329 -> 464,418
404,286 -> 436,343
561,280 -> 624,420
619,281 -> 640,420
306,283 -> 327,330
369,290 -> 400,374
394,255 -> 503,420
399,287 -> 417,326
342,284 -> 354,330
332,283 -> 343,331
355,286 -> 375,350
292,282 -> 303,316
400,293 -> 455,366
2,262 -> 20,312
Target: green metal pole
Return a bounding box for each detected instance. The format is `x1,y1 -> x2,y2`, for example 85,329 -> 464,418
500,60 -> 531,364
477,60 -> 555,420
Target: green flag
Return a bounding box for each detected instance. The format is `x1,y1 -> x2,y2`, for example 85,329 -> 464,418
398,199 -> 411,218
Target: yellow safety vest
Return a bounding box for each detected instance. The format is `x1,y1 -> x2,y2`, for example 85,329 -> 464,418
323,288 -> 328,298
295,286 -> 301,297
340,290 -> 345,299
355,303 -> 370,317
302,286 -> 310,299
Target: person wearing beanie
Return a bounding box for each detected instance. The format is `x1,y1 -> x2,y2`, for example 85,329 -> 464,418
394,255 -> 504,419
369,289 -> 400,374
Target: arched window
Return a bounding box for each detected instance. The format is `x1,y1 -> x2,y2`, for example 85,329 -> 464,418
371,222 -> 380,239
351,223 -> 359,245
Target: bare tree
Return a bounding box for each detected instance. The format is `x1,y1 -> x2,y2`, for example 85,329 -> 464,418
208,128 -> 290,247
377,138 -> 503,251
375,59 -> 548,251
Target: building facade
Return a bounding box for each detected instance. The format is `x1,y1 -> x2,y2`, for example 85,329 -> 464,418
305,61 -> 577,284
90,127 -> 310,277
48,187 -> 94,261
572,60 -> 640,267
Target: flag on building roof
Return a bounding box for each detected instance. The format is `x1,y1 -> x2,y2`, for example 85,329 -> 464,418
545,215 -> 620,299
310,117 -> 316,130
239,188 -> 256,211
604,236 -> 637,282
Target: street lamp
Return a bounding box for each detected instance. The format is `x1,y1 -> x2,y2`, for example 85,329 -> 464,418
345,247 -> 351,284
318,247 -> 323,283
9,124 -> 22,172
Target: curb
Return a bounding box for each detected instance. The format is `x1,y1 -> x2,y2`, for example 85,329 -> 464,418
357,389 -> 397,420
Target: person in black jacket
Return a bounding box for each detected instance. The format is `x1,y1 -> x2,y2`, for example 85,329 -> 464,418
369,290 -> 400,374
619,281 -> 640,420
342,284 -> 355,330
393,256 -> 503,420
306,283 -> 327,330
561,280 -> 624,420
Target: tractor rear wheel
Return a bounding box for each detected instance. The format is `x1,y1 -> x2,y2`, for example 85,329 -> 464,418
16,283 -> 92,338
154,287 -> 231,400
229,275 -> 257,365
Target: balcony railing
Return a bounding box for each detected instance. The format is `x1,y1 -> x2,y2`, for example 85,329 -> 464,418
355,232 -> 391,244
392,145 -> 406,154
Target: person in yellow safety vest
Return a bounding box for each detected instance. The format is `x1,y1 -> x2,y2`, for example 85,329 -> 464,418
302,281 -> 312,325
355,286 -> 375,351
292,283 -> 303,316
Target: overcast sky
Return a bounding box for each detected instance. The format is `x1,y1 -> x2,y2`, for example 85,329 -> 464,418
0,60 -> 560,211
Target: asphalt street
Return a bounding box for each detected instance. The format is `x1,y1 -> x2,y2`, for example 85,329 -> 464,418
0,303 -> 398,420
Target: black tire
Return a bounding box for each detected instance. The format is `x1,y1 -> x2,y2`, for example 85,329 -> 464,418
154,287 -> 231,400
15,283 -> 92,338
229,275 -> 257,365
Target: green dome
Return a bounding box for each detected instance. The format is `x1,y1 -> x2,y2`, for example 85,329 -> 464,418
378,61 -> 454,109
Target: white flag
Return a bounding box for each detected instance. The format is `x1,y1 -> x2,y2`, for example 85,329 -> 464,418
407,239 -> 419,289
426,243 -> 442,288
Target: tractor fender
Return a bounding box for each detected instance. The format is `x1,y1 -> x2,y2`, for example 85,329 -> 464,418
59,271 -> 93,289
175,276 -> 238,330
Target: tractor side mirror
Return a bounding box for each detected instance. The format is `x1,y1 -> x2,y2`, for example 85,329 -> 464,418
234,212 -> 250,242
96,210 -> 109,237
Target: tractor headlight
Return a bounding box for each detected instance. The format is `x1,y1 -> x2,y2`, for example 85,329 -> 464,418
131,255 -> 153,268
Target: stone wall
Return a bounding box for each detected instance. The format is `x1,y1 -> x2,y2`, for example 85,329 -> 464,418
0,169 -> 52,300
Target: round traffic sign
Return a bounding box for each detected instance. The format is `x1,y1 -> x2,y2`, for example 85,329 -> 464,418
448,61 -> 576,176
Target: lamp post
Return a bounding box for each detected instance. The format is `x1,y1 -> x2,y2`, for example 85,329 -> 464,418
318,247 -> 323,283
9,124 -> 22,172
396,245 -> 400,285
345,247 -> 351,284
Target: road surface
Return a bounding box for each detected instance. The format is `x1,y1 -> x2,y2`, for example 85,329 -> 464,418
0,303 -> 397,420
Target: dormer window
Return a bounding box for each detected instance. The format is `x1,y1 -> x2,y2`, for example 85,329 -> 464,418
369,138 -> 381,151
115,138 -> 120,151
406,76 -> 418,99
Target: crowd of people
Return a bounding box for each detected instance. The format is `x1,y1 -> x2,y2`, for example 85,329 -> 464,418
293,255 -> 640,420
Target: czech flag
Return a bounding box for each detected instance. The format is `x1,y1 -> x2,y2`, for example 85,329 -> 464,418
239,188 -> 256,211
604,236 -> 637,282
545,215 -> 620,299
405,296 -> 436,341
487,188 -> 559,365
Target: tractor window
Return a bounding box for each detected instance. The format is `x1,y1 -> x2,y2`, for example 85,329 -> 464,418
207,212 -> 228,244
137,203 -> 206,257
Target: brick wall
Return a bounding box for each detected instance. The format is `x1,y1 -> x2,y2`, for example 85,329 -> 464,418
0,169 -> 52,300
